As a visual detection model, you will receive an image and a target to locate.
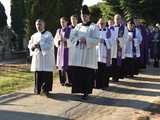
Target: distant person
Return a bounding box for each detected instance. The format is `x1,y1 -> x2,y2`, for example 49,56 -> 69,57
111,14 -> 128,82
124,19 -> 142,77
28,19 -> 55,96
66,15 -> 78,86
54,17 -> 71,86
69,15 -> 78,29
95,18 -> 112,89
150,26 -> 160,67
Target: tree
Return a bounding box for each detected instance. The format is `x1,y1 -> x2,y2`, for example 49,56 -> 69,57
11,0 -> 25,50
102,0 -> 160,24
0,2 -> 7,28
25,0 -> 83,38
89,4 -> 102,23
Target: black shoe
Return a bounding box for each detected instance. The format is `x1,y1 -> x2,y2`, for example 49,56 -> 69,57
112,79 -> 119,82
34,90 -> 40,95
81,93 -> 88,100
65,83 -> 72,87
44,91 -> 51,97
61,83 -> 65,86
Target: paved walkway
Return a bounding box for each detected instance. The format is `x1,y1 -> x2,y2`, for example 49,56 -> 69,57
0,66 -> 160,120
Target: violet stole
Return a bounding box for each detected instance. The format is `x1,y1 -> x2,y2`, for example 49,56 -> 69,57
106,28 -> 111,66
56,27 -> 71,70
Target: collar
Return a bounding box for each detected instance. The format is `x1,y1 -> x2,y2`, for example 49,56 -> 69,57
82,21 -> 92,26
41,30 -> 46,34
99,28 -> 106,31
109,26 -> 115,31
114,24 -> 121,27
61,27 -> 67,32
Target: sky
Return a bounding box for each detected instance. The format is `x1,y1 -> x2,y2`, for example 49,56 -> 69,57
0,0 -> 11,26
1,0 -> 102,26
83,0 -> 102,6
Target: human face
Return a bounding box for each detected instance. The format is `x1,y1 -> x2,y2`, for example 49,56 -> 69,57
114,15 -> 122,25
98,18 -> 106,29
134,18 -> 140,26
60,18 -> 68,28
35,21 -> 45,32
70,16 -> 78,26
127,22 -> 135,30
81,14 -> 90,23
108,20 -> 114,27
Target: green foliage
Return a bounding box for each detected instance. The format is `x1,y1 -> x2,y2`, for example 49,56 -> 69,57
101,0 -> 160,24
89,5 -> 102,23
11,0 -> 25,50
25,0 -> 83,38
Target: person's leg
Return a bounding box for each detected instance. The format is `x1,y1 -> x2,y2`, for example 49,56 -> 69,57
42,72 -> 53,96
112,59 -> 119,82
82,68 -> 95,100
59,70 -> 66,85
34,71 -> 43,94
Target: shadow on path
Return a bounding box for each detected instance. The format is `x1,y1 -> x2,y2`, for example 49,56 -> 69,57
106,86 -> 160,96
112,81 -> 160,90
0,110 -> 70,120
48,93 -> 160,113
0,92 -> 34,104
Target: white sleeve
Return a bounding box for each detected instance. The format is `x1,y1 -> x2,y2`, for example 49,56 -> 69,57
86,24 -> 99,48
134,28 -> 142,46
54,29 -> 60,47
119,26 -> 128,48
69,25 -> 81,46
28,35 -> 34,56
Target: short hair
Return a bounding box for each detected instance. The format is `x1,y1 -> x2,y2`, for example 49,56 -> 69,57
114,14 -> 121,19
35,18 -> 45,23
60,17 -> 68,21
70,15 -> 78,19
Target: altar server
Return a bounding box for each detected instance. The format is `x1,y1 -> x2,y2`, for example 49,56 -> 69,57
28,19 -> 55,96
68,5 -> 99,100
95,18 -> 112,89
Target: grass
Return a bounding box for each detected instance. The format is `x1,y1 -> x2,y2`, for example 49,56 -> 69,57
0,64 -> 59,96
0,69 -> 34,95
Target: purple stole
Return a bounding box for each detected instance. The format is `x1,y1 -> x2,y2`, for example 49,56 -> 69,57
106,28 -> 111,66
117,25 -> 124,66
57,27 -> 71,70
129,29 -> 136,58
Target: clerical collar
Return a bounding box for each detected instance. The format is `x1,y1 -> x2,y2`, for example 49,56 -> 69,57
99,28 -> 106,31
61,27 -> 67,32
82,21 -> 92,26
109,26 -> 115,31
72,26 -> 76,28
70,25 -> 75,29
41,30 -> 46,34
114,24 -> 121,27
128,28 -> 135,32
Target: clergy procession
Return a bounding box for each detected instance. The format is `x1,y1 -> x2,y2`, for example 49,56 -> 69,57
28,5 -> 160,100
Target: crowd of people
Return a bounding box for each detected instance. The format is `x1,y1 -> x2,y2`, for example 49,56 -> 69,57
28,5 -> 160,100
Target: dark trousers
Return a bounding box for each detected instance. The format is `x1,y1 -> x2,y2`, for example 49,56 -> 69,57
34,71 -> 53,94
111,58 -> 124,80
59,70 -> 66,84
59,68 -> 72,85
153,58 -> 159,67
67,67 -> 72,84
95,62 -> 109,89
70,66 -> 95,94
